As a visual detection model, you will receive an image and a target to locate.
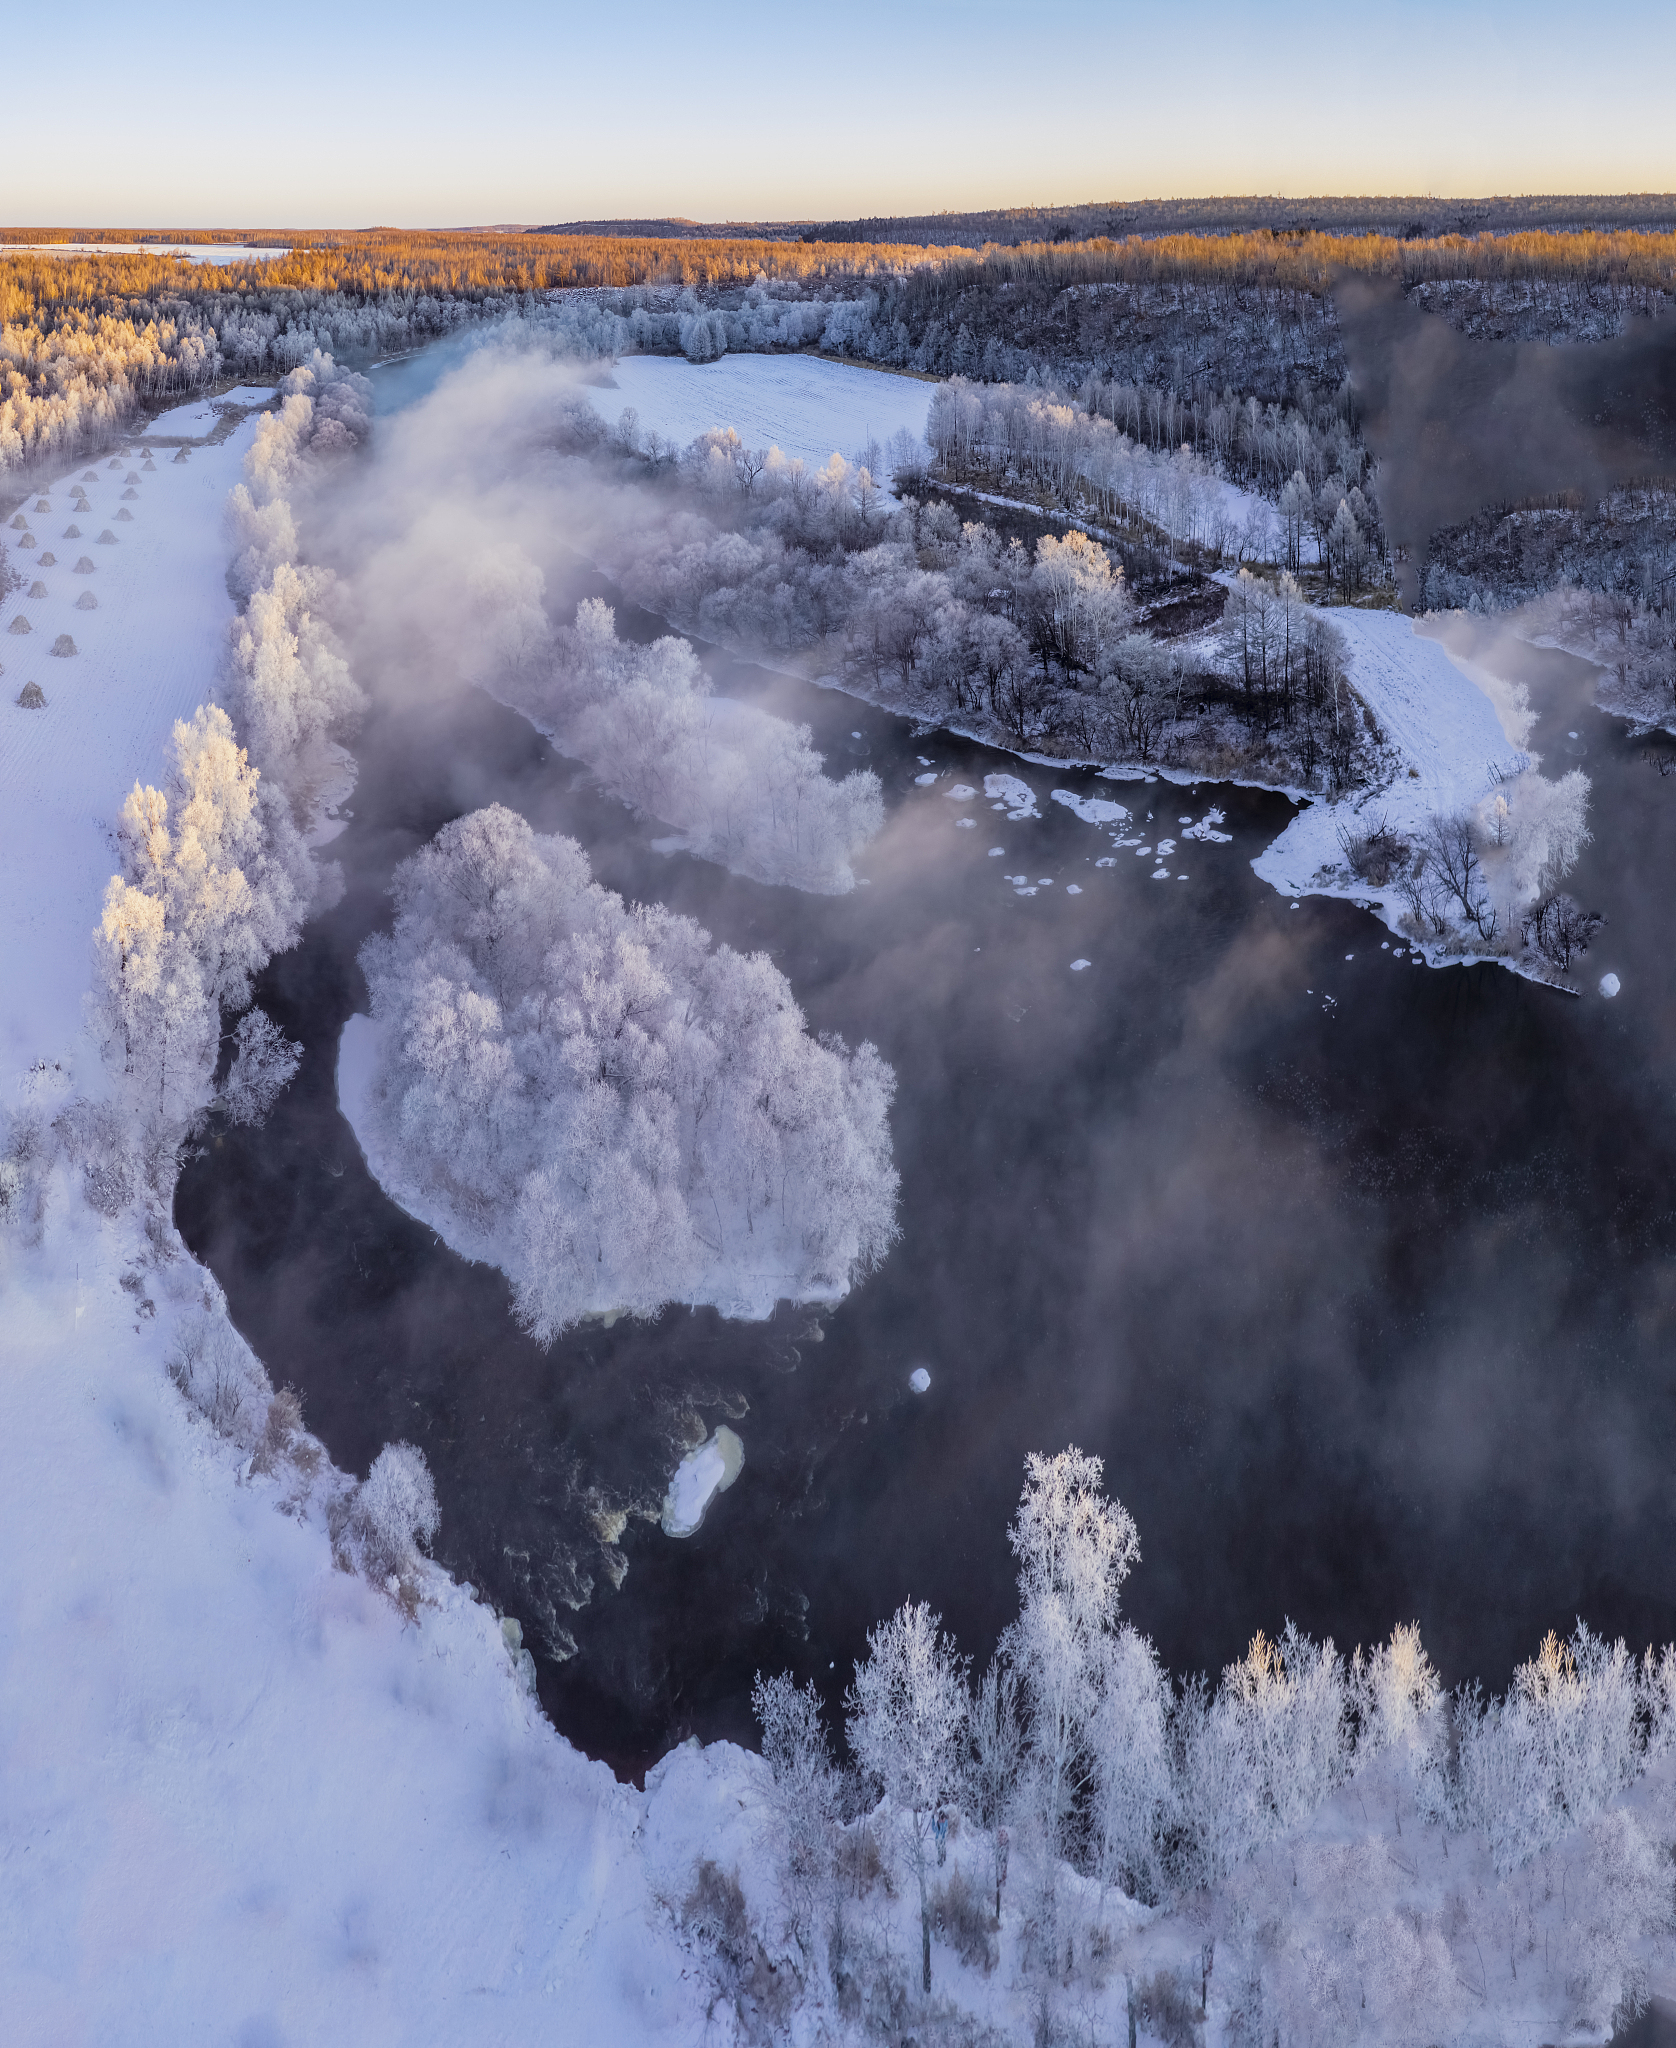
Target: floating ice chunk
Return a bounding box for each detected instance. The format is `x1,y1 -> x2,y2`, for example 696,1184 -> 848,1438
1095,857 -> 1116,867
1037,877 -> 1053,886
1051,788 -> 1128,827
1155,839 -> 1176,856
1152,869 -> 1169,880
988,847 -> 1004,856
985,773 -> 1039,820
851,730 -> 862,739
1069,959 -> 1091,971
1600,973 -> 1621,998
946,784 -> 977,801
955,817 -> 975,828
1014,886 -> 1038,896
1568,731 -> 1579,739
908,1367 -> 931,1394
661,1426 -> 745,1538
914,772 -> 938,787
917,756 -> 933,767
1065,883 -> 1082,895
1178,876 -> 1189,882
1179,816 -> 1192,824
1184,808 -> 1233,843
1381,942 -> 1389,949
1345,954 -> 1354,961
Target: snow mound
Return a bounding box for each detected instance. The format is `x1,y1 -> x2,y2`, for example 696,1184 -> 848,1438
1052,788 -> 1129,827
985,772 -> 1039,820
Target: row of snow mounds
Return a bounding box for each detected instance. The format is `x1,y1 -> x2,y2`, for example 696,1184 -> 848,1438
0,418 -> 270,1080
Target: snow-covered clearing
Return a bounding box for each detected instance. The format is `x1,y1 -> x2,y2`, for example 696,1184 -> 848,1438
596,352 -> 930,473
0,416 -> 265,1080
4,242 -> 289,263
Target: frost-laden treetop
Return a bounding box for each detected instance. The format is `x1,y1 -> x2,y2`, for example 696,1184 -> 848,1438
357,805 -> 899,1342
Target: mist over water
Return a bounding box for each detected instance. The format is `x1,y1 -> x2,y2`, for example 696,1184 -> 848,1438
1335,275 -> 1676,601
178,339 -> 1676,1776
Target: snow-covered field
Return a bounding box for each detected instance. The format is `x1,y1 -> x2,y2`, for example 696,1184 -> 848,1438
596,352 -> 930,471
4,242 -> 290,263
0,421 -> 265,1080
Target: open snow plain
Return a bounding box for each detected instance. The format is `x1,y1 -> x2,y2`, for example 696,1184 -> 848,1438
598,350 -> 931,471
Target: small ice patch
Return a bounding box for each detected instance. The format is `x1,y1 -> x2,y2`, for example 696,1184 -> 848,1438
1095,857 -> 1116,868
1051,789 -> 1129,827
1037,877 -> 1053,886
1568,731 -> 1579,739
1069,959 -> 1091,972
1600,973 -> 1621,998
1184,808 -> 1233,844
1014,886 -> 1038,897
946,784 -> 977,802
917,755 -> 933,766
1155,839 -> 1176,856
914,772 -> 938,787
984,773 -> 1039,820
955,817 -> 975,828
851,730 -> 862,739
1179,816 -> 1192,824
988,847 -> 1004,856
661,1426 -> 745,1538
1065,883 -> 1082,895
908,1367 -> 931,1394
1152,869 -> 1170,880
1345,954 -> 1354,961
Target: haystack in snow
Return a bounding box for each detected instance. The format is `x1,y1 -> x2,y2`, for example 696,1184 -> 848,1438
106,458 -> 121,470
27,582 -> 47,599
74,591 -> 97,611
74,557 -> 95,573
38,553 -> 55,568
18,532 -> 36,549
81,470 -> 97,482
63,526 -> 81,540
50,635 -> 76,657
120,489 -> 138,501
7,616 -> 31,635
172,449 -> 189,464
96,531 -> 117,545
7,515 -> 23,531
34,499 -> 50,513
16,682 -> 44,709
115,509 -> 133,523
142,460 -> 156,472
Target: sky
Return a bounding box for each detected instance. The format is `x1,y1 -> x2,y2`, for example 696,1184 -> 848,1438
7,0 -> 1674,227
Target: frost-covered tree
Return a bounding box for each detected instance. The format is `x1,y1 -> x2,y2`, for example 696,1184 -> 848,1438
357,805 -> 898,1341
845,1601 -> 969,1995
967,1655 -> 1025,1922
751,1672 -> 843,1967
1001,1448 -> 1139,1870
221,1007 -> 302,1127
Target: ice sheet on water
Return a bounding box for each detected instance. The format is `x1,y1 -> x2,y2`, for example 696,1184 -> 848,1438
1065,883 -> 1082,894
1051,788 -> 1129,827
984,773 -> 1039,820
914,772 -> 938,787
946,784 -> 976,801
661,1427 -> 745,1538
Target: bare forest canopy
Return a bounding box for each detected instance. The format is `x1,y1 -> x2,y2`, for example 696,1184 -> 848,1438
544,194 -> 1676,245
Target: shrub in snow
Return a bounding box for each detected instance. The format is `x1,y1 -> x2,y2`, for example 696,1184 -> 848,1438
249,1386 -> 320,1481
357,805 -> 898,1340
166,1307 -> 268,1448
351,1441 -> 439,1577
0,1109 -> 49,1244
220,1007 -> 301,1126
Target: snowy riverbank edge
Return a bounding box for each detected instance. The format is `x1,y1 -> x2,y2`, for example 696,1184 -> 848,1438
812,605 -> 1582,991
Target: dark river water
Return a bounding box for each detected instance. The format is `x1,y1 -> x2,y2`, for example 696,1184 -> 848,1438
177,362 -> 1676,1781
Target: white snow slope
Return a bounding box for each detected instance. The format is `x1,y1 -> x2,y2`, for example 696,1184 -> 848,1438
1251,607 -> 1531,937
597,352 -> 930,473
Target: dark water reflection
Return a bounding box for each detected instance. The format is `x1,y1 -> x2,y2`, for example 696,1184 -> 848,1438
176,586 -> 1676,1777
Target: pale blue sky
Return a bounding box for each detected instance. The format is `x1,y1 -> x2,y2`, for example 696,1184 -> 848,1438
8,2 -> 1672,227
